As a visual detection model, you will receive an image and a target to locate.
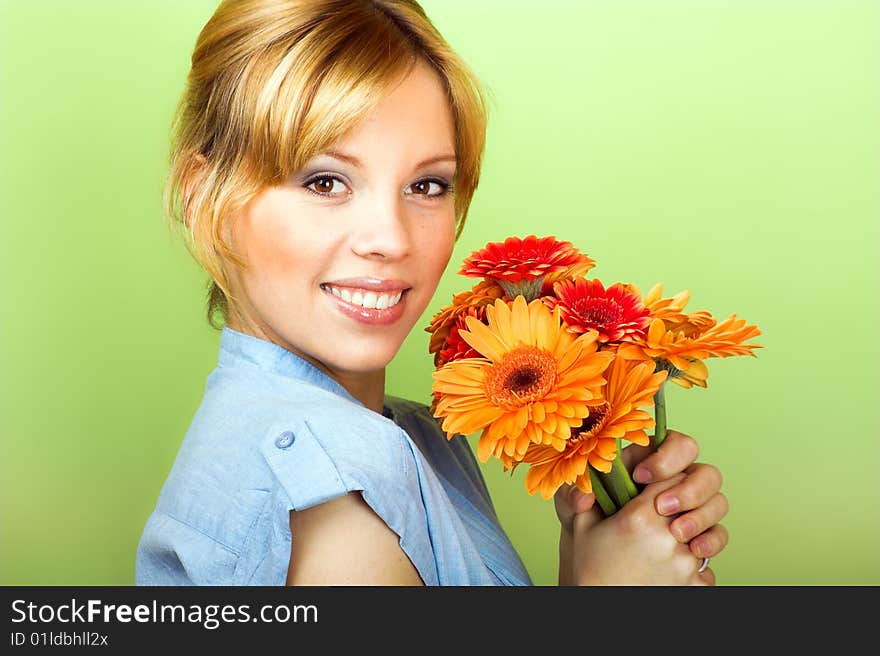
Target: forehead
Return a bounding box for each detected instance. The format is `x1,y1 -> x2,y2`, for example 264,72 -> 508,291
324,61 -> 456,163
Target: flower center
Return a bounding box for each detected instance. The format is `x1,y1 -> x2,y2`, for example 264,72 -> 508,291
485,345 -> 557,410
574,298 -> 623,327
571,402 -> 611,441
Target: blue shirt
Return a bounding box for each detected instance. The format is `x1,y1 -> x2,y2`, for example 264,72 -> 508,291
135,327 -> 532,586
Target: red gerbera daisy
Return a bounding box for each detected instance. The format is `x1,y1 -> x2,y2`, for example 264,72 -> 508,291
425,280 -> 505,366
545,278 -> 651,343
437,307 -> 487,366
459,235 -> 593,300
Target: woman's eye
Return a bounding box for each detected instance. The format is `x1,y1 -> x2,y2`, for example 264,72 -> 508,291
305,175 -> 349,196
407,179 -> 448,197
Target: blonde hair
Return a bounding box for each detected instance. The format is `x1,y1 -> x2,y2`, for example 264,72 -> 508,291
164,0 -> 489,328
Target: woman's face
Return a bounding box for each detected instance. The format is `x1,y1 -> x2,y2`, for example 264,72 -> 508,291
225,60 -> 458,380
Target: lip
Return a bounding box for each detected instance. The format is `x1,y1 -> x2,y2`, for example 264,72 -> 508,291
321,277 -> 412,293
320,282 -> 410,326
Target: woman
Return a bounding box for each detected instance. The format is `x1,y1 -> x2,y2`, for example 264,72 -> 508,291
136,0 -> 728,585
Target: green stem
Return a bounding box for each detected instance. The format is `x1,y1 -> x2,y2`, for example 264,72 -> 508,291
653,381 -> 668,448
597,439 -> 640,508
611,439 -> 639,499
598,466 -> 631,508
588,466 -> 618,516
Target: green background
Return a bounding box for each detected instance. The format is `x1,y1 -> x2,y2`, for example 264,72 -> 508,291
1,0 -> 877,586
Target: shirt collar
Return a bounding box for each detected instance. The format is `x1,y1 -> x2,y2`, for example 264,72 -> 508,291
218,326 -> 362,405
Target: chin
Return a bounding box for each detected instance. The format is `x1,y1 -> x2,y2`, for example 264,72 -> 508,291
342,350 -> 399,373
320,341 -> 399,372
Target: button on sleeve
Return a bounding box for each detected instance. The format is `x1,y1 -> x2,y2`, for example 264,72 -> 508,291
260,420 -> 352,511
274,431 -> 295,449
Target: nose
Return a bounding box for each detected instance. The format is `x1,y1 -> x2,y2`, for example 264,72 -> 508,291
350,193 -> 411,261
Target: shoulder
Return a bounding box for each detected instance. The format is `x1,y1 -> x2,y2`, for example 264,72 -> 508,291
162,365 -> 419,517
140,371 -> 426,582
203,362 -> 413,460
260,396 -> 417,510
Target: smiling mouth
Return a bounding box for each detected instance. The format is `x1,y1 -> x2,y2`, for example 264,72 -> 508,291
319,284 -> 409,310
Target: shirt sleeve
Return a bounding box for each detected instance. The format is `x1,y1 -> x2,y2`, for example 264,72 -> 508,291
255,406 -> 440,584
258,417 -> 352,511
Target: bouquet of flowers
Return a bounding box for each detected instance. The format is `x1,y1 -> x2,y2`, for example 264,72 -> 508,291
426,235 -> 761,515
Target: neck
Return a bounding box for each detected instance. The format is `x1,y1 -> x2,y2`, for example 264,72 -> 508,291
332,368 -> 387,415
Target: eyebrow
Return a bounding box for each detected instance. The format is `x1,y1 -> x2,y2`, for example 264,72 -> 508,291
323,149 -> 457,169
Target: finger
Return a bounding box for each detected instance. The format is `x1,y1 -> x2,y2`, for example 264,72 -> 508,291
631,430 -> 699,484
688,524 -> 730,559
554,484 -> 596,516
553,483 -> 574,508
632,472 -> 687,507
620,441 -> 653,471
654,463 -> 724,517
669,492 -> 729,542
696,566 -> 716,586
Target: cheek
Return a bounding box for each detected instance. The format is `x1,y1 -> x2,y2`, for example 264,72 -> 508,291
233,190 -> 323,276
236,213 -> 305,281
255,227 -> 300,274
417,214 -> 456,275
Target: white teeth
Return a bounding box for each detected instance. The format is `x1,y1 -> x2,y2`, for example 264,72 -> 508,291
325,285 -> 405,309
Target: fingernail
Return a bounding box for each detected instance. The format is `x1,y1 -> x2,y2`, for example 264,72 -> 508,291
657,495 -> 680,515
633,467 -> 652,483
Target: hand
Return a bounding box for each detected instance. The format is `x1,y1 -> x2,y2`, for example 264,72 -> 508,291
570,473 -> 713,585
554,429 -> 728,583
627,430 -> 729,562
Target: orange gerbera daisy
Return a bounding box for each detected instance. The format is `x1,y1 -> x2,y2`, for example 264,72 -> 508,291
664,311 -> 717,339
639,283 -> 690,323
663,357 -> 709,389
632,283 -> 717,336
617,283 -> 761,387
619,314 -> 761,388
504,357 -> 667,499
545,278 -> 651,343
425,280 -> 505,365
432,295 -> 615,462
640,315 -> 762,370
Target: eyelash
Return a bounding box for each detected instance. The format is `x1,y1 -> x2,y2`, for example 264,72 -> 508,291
302,174 -> 454,200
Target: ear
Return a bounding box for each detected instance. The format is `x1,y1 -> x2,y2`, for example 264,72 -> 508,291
180,152 -> 208,230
